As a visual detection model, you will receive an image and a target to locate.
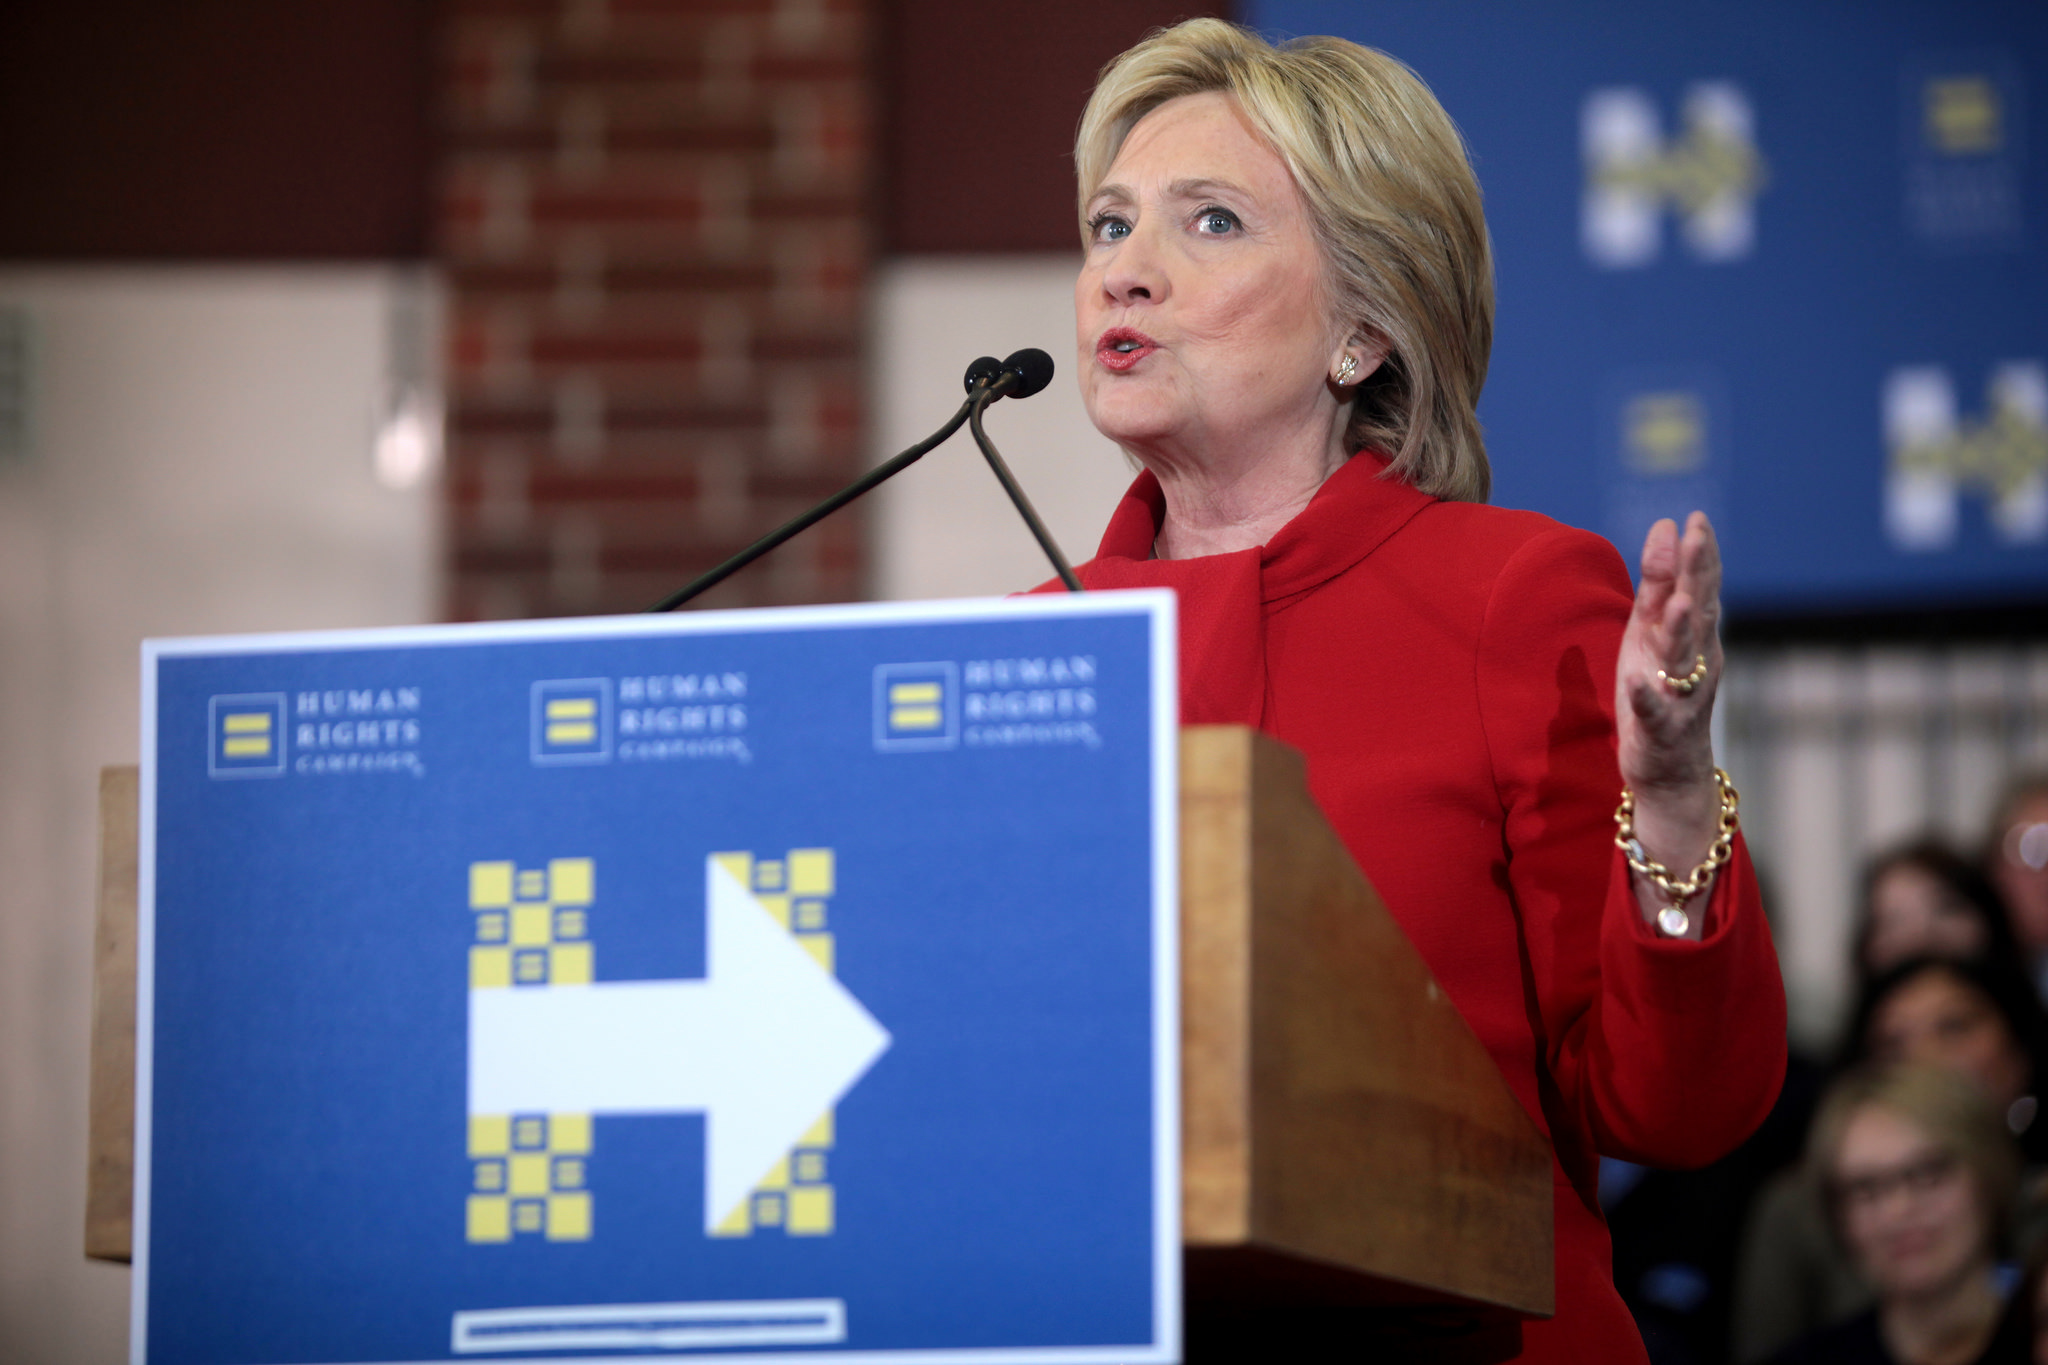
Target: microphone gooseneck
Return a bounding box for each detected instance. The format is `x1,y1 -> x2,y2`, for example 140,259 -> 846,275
647,349 -> 1075,611
969,356 -> 1083,593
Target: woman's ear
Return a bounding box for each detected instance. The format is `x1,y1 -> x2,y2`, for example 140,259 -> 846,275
1330,335 -> 1391,389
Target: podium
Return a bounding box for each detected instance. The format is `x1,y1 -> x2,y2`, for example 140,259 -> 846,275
91,727 -> 1553,1328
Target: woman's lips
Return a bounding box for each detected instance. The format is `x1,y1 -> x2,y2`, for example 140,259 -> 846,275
1096,327 -> 1159,372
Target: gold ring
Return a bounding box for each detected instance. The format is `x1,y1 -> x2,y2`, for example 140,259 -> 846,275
1658,654 -> 1708,696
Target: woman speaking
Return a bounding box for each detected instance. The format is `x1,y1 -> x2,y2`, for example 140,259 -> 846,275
1049,20 -> 1787,1363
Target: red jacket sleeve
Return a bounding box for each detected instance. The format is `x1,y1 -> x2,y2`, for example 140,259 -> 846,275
1475,524 -> 1786,1170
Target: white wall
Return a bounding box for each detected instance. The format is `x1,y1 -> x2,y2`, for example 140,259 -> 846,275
0,268 -> 440,1364
867,257 -> 1134,600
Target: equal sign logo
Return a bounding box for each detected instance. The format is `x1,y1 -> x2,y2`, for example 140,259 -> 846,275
532,679 -> 613,765
873,663 -> 958,752
208,694 -> 286,778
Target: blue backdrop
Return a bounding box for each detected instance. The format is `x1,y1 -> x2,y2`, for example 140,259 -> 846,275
1249,0 -> 2048,616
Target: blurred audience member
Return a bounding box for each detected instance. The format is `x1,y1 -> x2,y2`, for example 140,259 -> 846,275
1850,958 -> 2048,1158
1737,958 -> 2048,1361
1768,1064 -> 2026,1365
1860,841 -> 2025,985
1989,775 -> 2048,1001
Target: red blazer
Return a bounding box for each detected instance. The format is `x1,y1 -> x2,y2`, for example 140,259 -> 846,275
1042,453 -> 1787,1363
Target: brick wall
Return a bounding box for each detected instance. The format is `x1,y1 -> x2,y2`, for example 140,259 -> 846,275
441,0 -> 869,619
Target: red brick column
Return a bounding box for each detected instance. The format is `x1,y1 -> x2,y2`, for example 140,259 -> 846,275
441,0 -> 869,619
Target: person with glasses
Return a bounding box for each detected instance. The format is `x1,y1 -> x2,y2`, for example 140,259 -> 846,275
1769,1063 -> 2027,1364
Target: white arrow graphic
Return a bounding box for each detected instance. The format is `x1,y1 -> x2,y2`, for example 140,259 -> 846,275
469,859 -> 893,1233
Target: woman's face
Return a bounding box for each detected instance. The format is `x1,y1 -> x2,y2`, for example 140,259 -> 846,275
1834,1103 -> 1989,1300
1865,862 -> 1989,975
1868,967 -> 2031,1110
1075,91 -> 1350,469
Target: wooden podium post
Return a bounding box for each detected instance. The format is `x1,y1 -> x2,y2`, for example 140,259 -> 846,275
90,734 -> 1553,1334
1179,726 -> 1553,1328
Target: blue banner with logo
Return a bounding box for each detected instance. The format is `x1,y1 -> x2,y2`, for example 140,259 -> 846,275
1250,0 -> 2047,615
136,593 -> 1179,1365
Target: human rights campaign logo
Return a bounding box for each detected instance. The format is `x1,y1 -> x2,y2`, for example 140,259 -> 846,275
873,663 -> 958,752
1581,82 -> 1765,268
1903,55 -> 2024,246
1884,361 -> 2048,550
531,679 -> 612,765
1598,368 -> 1727,557
207,693 -> 285,778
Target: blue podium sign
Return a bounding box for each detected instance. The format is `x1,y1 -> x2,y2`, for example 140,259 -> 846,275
134,592 -> 1179,1365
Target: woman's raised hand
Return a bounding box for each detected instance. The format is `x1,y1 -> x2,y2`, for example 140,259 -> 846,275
1616,512 -> 1725,928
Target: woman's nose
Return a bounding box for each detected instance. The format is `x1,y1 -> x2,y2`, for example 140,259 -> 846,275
1100,224 -> 1168,307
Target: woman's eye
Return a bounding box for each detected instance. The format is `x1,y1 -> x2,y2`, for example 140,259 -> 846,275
1089,215 -> 1131,243
1197,208 -> 1239,235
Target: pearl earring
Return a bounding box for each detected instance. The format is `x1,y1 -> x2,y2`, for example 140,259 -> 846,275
1335,354 -> 1359,386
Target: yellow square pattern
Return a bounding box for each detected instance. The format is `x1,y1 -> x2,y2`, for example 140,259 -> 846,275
708,847 -> 844,1240
468,1195 -> 511,1242
509,1154 -> 550,1196
551,943 -> 593,985
787,1187 -> 833,1235
550,1113 -> 592,1154
787,849 -> 834,896
467,858 -> 601,1243
469,1115 -> 510,1156
549,858 -> 593,905
469,862 -> 514,909
511,904 -> 552,946
552,945 -> 593,986
547,1193 -> 591,1241
470,947 -> 511,990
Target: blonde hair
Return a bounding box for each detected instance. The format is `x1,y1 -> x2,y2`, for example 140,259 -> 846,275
1808,1062 -> 2021,1256
1075,19 -> 1494,502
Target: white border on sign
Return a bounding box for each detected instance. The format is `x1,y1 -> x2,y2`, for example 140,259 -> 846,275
453,1298 -> 847,1353
135,590 -> 1182,1365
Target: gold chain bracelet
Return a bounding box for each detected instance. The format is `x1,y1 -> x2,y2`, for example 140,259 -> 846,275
1614,768 -> 1740,937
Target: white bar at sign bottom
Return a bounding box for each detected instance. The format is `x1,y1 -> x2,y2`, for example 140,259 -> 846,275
452,1298 -> 847,1354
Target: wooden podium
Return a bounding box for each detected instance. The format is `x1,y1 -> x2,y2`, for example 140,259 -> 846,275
88,727 -> 1552,1343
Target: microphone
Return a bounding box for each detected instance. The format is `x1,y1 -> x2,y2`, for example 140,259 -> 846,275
968,349 -> 1083,592
648,352 -> 1068,611
964,355 -> 1003,393
981,348 -> 1055,402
